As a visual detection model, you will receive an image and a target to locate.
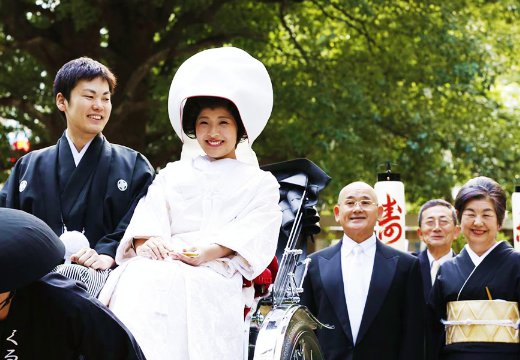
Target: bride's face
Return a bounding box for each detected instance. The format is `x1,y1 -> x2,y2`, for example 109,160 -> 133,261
195,107 -> 237,160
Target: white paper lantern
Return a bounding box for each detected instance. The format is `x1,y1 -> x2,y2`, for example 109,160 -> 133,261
374,173 -> 407,252
512,185 -> 520,251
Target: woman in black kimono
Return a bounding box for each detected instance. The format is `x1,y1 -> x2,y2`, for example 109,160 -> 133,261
430,176 -> 520,360
0,208 -> 146,359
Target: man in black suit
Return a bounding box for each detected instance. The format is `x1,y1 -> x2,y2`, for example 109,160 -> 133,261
415,199 -> 460,358
416,199 -> 459,303
301,181 -> 424,360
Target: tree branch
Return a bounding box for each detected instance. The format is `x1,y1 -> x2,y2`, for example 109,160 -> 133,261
176,31 -> 265,56
0,1 -> 73,68
310,0 -> 382,54
113,99 -> 150,119
0,96 -> 51,123
118,30 -> 261,106
279,0 -> 310,65
158,0 -> 230,51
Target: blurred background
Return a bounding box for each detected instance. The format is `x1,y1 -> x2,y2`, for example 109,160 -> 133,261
1,0 -> 520,248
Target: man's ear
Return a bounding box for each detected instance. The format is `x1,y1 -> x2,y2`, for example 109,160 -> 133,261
377,204 -> 383,220
56,93 -> 66,111
333,205 -> 340,222
453,225 -> 461,239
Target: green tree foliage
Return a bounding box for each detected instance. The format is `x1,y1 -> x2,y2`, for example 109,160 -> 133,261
262,0 -> 520,206
1,0 -> 519,207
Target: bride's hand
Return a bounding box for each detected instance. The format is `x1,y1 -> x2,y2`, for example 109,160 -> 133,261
170,246 -> 207,266
170,244 -> 233,266
135,236 -> 171,260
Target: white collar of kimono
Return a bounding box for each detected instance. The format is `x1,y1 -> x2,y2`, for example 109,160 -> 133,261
65,130 -> 93,166
168,47 -> 273,146
464,241 -> 501,266
180,137 -> 259,166
192,155 -> 242,170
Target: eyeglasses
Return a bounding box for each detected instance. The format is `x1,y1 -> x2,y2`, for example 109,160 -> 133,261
342,200 -> 377,210
422,218 -> 453,229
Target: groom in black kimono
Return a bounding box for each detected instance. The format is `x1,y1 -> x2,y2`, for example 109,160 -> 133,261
0,57 -> 154,274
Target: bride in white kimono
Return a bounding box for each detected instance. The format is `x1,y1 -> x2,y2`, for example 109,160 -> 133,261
99,47 -> 282,360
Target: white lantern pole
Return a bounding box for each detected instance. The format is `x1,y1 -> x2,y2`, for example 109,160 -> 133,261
512,185 -> 520,251
374,162 -> 407,252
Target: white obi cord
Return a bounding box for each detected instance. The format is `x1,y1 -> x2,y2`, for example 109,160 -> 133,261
442,318 -> 520,329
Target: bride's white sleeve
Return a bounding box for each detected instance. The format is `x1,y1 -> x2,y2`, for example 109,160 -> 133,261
115,165 -> 174,264
211,171 -> 282,280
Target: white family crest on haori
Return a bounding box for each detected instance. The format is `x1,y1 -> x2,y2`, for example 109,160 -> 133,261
18,180 -> 27,192
117,179 -> 128,191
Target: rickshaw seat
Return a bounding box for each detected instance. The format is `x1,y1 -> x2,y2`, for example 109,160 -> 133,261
242,256 -> 278,297
243,256 -> 278,318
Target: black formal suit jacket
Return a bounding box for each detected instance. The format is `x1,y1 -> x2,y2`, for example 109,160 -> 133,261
417,249 -> 434,304
416,249 -> 456,304
301,238 -> 425,360
416,249 -> 444,359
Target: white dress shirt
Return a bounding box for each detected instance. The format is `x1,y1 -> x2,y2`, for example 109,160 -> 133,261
465,241 -> 501,267
427,249 -> 454,285
65,130 -> 93,166
341,233 -> 377,343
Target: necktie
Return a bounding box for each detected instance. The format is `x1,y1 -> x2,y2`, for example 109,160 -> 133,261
430,260 -> 440,285
345,245 -> 366,344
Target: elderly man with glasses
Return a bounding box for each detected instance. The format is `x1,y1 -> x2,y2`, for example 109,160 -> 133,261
416,199 -> 460,303
415,199 -> 460,360
301,181 -> 425,360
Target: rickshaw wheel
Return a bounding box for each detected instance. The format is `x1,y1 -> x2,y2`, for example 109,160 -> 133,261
279,319 -> 323,360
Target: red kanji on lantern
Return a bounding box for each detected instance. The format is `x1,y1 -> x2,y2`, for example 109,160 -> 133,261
378,193 -> 403,245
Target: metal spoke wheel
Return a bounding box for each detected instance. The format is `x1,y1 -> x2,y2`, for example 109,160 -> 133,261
280,310 -> 324,360
251,304 -> 330,359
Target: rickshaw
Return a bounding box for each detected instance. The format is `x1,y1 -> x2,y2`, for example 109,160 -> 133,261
244,158 -> 332,360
